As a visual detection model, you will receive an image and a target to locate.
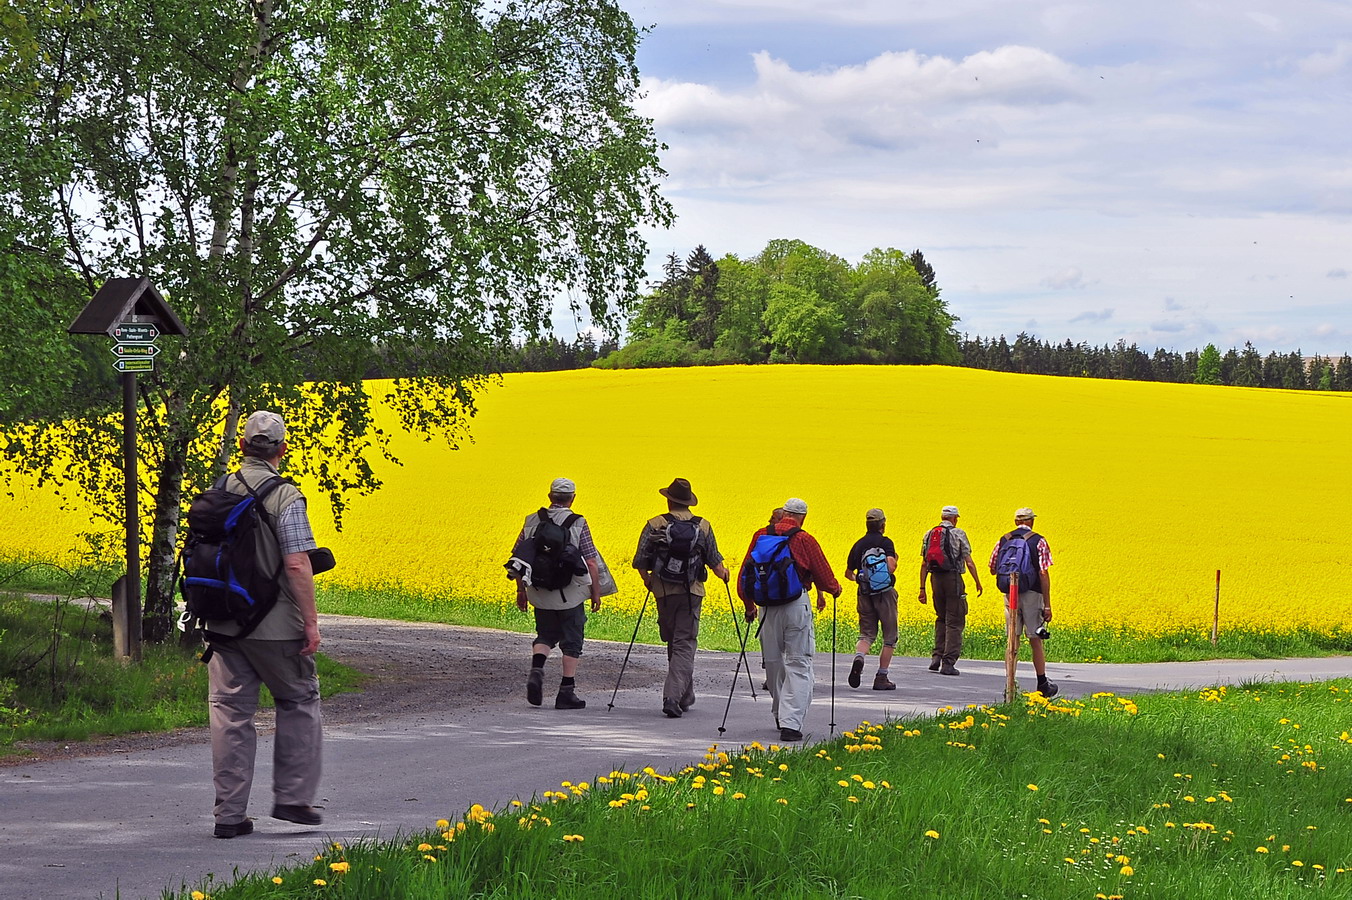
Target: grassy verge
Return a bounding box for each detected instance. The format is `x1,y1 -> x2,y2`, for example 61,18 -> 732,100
315,580 -> 1352,663
169,679 -> 1352,899
0,590 -> 364,759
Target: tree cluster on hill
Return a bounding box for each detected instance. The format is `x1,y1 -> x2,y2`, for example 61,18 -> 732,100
958,334 -> 1352,391
594,240 -> 960,368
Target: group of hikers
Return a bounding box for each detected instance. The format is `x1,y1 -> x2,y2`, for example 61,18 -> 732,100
507,476 -> 1060,745
185,408 -> 1059,838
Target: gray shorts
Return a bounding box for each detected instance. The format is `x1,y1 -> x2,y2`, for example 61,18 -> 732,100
1013,589 -> 1049,639
856,588 -> 899,648
533,604 -> 587,658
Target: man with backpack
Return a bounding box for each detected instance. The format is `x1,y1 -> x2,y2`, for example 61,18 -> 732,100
989,507 -> 1058,698
632,478 -> 730,718
738,497 -> 841,743
198,411 -> 324,838
511,478 -> 603,710
843,508 -> 899,691
918,505 -> 983,676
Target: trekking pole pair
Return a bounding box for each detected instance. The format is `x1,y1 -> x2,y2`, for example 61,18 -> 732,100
718,578 -> 759,736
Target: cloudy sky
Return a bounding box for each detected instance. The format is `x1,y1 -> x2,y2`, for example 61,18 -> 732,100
613,0 -> 1352,355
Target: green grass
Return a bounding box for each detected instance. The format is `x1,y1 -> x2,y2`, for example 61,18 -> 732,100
167,679 -> 1352,899
0,590 -> 364,758
315,580 -> 1352,663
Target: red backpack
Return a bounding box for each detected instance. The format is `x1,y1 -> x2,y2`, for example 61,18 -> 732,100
923,525 -> 959,572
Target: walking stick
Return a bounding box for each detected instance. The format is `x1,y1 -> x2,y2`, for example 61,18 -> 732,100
718,613 -> 752,737
607,589 -> 651,712
723,580 -> 757,700
827,589 -> 837,738
1004,574 -> 1019,704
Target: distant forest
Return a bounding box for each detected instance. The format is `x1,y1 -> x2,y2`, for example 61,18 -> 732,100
581,241 -> 1351,391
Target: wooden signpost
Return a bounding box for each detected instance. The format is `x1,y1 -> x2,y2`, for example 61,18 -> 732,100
68,278 -> 185,661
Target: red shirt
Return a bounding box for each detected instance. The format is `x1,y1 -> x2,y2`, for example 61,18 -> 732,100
737,519 -> 841,602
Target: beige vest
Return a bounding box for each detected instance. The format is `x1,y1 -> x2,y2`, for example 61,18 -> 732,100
204,458 -> 307,640
521,507 -> 593,610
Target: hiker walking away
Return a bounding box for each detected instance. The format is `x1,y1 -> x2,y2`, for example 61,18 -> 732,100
204,411 -> 324,838
844,508 -> 899,691
919,505 -> 984,676
989,507 -> 1058,698
510,477 -> 602,710
632,478 -> 730,718
738,497 -> 841,743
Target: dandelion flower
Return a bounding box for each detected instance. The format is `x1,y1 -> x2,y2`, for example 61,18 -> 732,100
1027,784 -> 1039,791
272,878 -> 283,885
777,798 -> 789,805
417,843 -> 433,852
436,819 -> 450,829
329,862 -> 350,874
1293,860 -> 1305,867
1120,865 -> 1134,876
313,879 -> 327,887
925,830 -> 940,839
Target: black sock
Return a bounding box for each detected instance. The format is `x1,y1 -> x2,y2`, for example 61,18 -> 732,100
531,653 -> 547,669
560,676 -> 576,688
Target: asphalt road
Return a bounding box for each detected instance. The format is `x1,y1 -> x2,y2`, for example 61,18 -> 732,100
1,629 -> 1347,900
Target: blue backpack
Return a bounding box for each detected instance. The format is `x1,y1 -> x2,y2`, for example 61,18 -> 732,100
995,530 -> 1042,594
740,527 -> 805,605
858,546 -> 892,593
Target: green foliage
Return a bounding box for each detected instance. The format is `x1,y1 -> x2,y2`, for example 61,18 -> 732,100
1195,343 -> 1223,385
168,680 -> 1352,899
0,0 -> 671,640
601,240 -> 960,368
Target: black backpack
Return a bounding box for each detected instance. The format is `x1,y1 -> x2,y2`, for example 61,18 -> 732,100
527,508 -> 587,590
180,473 -> 287,651
650,514 -> 706,585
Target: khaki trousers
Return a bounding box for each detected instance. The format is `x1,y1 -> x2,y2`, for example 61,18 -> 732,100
758,592 -> 815,732
208,638 -> 322,825
929,570 -> 968,665
656,591 -> 702,708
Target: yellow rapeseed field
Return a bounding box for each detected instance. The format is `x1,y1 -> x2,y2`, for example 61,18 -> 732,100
2,365 -> 1349,634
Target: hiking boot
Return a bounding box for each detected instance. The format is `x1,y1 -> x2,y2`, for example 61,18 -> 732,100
213,819 -> 253,839
679,696 -> 696,711
272,804 -> 322,826
872,673 -> 896,691
526,667 -> 543,707
939,663 -> 961,676
928,656 -> 942,672
555,686 -> 586,710
662,698 -> 682,718
847,656 -> 864,689
779,727 -> 803,742
1036,677 -> 1059,699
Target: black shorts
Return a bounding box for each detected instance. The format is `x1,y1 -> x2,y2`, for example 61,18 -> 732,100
533,605 -> 587,658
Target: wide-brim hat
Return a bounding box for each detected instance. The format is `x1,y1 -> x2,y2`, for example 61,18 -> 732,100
659,477 -> 698,506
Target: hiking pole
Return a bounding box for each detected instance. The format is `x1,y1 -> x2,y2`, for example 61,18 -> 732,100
607,589 -> 651,712
827,589 -> 837,737
717,619 -> 749,737
723,579 -> 757,700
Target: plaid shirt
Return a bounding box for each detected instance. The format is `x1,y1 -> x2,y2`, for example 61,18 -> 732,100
737,520 -> 841,601
275,500 -> 318,556
988,525 -> 1052,572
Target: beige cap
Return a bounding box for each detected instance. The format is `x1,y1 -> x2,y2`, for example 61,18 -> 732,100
865,508 -> 886,522
941,505 -> 960,517
243,411 -> 285,449
1015,507 -> 1036,519
550,477 -> 576,494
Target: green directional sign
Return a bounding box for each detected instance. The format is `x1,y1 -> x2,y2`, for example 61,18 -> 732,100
110,342 -> 161,359
112,322 -> 160,342
113,357 -> 154,373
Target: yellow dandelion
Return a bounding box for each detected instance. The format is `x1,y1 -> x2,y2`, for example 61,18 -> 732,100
1027,784 -> 1039,791
436,819 -> 450,828
417,843 -> 433,852
329,862 -> 350,874
272,878 -> 283,885
1293,860 -> 1305,867
732,792 -> 746,800
925,830 -> 940,839
313,879 -> 327,887
1120,865 -> 1134,876
777,798 -> 788,805
1256,846 -> 1270,854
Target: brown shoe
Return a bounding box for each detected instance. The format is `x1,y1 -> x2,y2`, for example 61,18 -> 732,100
872,673 -> 896,691
928,657 -> 942,672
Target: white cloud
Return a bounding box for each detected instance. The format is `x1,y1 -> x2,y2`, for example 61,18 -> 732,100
1296,40 -> 1352,78
1069,308 -> 1113,323
1043,267 -> 1087,290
